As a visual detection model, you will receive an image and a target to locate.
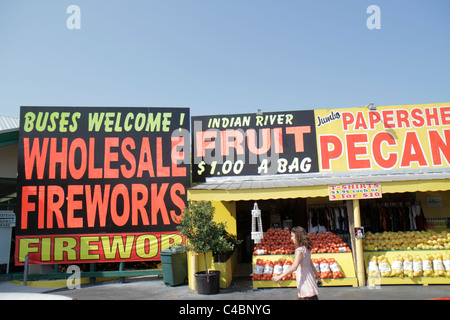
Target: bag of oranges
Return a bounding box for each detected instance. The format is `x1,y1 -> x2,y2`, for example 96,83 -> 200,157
273,261 -> 284,278
312,258 -> 320,278
328,258 -> 344,279
282,260 -> 293,281
318,258 -> 332,279
262,260 -> 274,280
252,259 -> 264,280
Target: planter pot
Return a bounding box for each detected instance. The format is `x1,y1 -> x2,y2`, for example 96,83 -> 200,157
195,270 -> 221,295
214,252 -> 233,263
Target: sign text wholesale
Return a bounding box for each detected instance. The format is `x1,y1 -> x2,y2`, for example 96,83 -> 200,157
16,107 -> 190,265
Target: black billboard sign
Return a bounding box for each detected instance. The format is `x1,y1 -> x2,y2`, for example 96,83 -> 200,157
16,106 -> 190,265
192,110 -> 318,182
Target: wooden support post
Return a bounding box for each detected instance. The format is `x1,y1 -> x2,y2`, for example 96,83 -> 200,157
353,199 -> 366,287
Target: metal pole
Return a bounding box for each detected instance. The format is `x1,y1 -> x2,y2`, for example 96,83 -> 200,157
23,254 -> 29,286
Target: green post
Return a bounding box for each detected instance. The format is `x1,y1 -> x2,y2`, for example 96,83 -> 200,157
90,263 -> 96,285
119,262 -> 125,283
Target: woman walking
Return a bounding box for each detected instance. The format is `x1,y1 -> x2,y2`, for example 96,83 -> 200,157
272,226 -> 321,300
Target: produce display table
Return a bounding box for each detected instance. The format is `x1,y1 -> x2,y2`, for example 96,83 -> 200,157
364,250 -> 450,286
252,252 -> 358,289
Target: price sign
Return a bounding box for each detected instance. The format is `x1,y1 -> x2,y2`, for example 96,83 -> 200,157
0,212 -> 15,228
328,183 -> 382,201
191,110 -> 319,182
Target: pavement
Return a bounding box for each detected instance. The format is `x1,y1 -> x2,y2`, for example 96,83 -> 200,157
1,275 -> 449,300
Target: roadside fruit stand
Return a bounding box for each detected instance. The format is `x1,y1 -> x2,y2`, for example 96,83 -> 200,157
188,102 -> 450,290
252,229 -> 358,288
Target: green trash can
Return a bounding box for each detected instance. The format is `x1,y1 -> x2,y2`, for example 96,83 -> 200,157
160,246 -> 188,287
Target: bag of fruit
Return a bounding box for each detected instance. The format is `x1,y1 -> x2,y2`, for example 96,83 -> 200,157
403,255 -> 414,278
252,259 -> 264,280
391,254 -> 404,278
319,258 -> 332,279
422,254 -> 433,277
328,258 -> 344,279
413,255 -> 423,277
432,254 -> 445,277
282,259 -> 293,280
311,258 -> 320,278
263,260 -> 274,280
367,255 -> 381,278
378,255 -> 392,277
273,261 -> 284,277
443,253 -> 450,278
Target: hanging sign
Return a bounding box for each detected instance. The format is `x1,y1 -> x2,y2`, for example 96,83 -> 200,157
354,227 -> 365,239
15,106 -> 190,265
328,183 -> 382,201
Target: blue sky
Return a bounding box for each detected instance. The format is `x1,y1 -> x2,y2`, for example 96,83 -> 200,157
0,0 -> 449,119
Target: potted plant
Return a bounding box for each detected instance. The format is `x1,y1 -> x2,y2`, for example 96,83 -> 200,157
213,223 -> 241,263
177,201 -> 223,294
